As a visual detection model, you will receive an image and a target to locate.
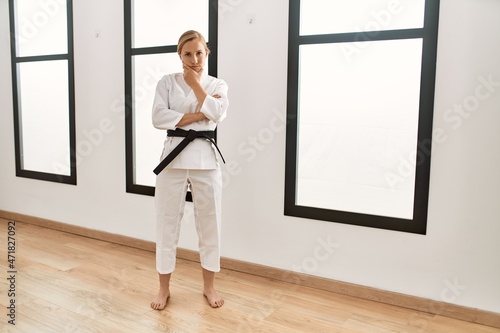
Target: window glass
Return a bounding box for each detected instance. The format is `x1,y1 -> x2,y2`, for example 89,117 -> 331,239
300,0 -> 426,35
15,0 -> 68,57
286,0 -> 440,233
132,0 -> 208,48
296,39 -> 423,219
18,60 -> 71,175
126,0 -> 215,194
10,0 -> 75,184
132,53 -> 180,186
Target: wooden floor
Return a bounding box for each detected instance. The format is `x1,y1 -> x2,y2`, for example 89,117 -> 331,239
1,219 -> 499,333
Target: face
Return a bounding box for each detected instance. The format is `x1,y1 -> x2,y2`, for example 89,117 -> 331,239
180,39 -> 207,72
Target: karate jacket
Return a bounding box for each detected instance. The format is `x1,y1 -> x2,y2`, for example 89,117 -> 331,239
152,72 -> 229,170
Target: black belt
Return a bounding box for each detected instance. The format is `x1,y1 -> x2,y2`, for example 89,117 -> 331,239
153,128 -> 225,175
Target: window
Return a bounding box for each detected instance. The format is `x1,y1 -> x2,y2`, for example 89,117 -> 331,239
285,0 -> 440,234
124,0 -> 218,196
9,0 -> 76,184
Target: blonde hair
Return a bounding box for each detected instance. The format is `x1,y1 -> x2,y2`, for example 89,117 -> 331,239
177,30 -> 210,56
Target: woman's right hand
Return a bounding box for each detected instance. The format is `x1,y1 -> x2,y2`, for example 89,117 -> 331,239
183,64 -> 202,88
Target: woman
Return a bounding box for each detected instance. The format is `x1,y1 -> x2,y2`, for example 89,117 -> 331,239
150,30 -> 228,310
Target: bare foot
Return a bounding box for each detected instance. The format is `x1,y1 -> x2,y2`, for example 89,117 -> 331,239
203,288 -> 224,308
151,289 -> 170,310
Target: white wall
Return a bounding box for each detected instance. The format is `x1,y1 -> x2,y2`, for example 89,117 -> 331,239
1,0 -> 499,314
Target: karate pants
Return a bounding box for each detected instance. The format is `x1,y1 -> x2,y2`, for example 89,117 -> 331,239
155,166 -> 222,274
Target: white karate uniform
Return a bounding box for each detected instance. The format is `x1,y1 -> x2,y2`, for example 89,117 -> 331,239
152,72 -> 229,274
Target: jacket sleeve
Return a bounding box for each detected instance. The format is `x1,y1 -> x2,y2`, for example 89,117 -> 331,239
152,77 -> 184,130
199,79 -> 229,124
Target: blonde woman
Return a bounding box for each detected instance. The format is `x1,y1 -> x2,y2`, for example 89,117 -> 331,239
151,30 -> 228,309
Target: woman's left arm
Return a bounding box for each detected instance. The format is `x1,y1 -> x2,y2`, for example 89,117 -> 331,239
184,66 -> 229,124
197,80 -> 229,124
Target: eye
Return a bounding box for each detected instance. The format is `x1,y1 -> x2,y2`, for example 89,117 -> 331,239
196,51 -> 203,55
184,52 -> 191,57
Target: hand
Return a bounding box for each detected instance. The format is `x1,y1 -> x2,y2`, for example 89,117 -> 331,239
183,64 -> 203,88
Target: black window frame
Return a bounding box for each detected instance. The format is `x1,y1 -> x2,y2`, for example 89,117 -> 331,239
8,0 -> 76,185
124,0 -> 219,197
284,0 -> 440,234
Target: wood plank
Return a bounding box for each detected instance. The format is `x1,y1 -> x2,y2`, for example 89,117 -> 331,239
1,216 -> 499,332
